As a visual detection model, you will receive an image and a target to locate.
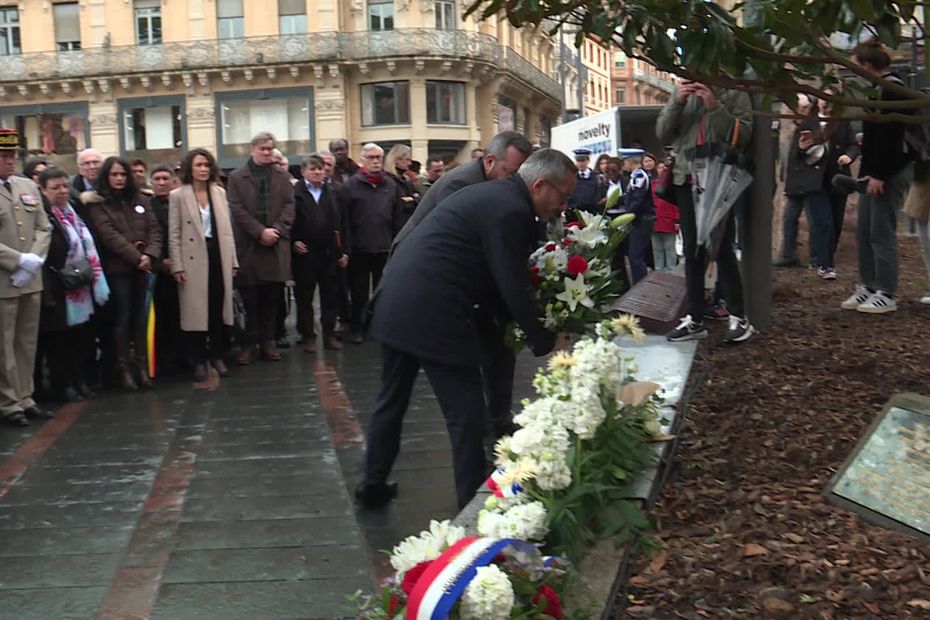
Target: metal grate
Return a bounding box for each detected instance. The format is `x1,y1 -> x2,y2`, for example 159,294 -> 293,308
610,270 -> 686,333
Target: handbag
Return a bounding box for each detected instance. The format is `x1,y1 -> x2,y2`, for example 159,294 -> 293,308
655,152 -> 676,202
52,257 -> 94,290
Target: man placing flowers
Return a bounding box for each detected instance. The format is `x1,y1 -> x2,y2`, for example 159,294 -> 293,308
355,149 -> 575,510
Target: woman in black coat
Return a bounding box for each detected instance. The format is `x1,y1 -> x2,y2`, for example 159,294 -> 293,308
37,168 -> 110,401
818,97 -> 860,253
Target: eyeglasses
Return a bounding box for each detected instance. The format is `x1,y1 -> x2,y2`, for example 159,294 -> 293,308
547,181 -> 573,203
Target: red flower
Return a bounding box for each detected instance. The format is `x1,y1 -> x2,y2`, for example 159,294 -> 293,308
388,593 -> 402,615
401,561 -> 432,596
566,255 -> 589,276
545,242 -> 557,252
530,273 -> 543,286
567,220 -> 584,229
533,585 -> 562,619
562,237 -> 572,246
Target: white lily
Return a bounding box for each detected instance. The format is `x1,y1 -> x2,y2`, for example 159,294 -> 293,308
567,220 -> 608,248
555,273 -> 595,312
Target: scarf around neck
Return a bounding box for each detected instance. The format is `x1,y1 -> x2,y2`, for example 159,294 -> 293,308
52,204 -> 110,326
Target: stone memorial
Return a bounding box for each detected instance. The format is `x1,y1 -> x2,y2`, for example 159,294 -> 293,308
826,393 -> 930,542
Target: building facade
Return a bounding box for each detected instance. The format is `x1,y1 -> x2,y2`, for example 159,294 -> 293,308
580,35 -> 611,116
611,51 -> 676,107
0,0 -> 562,172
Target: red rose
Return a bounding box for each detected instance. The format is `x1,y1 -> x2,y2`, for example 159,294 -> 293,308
533,584 -> 562,619
562,238 -> 572,246
530,273 -> 543,286
545,242 -> 557,252
566,255 -> 589,276
401,561 -> 432,596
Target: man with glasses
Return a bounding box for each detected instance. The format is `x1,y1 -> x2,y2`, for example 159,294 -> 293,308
355,148 -> 574,510
341,143 -> 404,344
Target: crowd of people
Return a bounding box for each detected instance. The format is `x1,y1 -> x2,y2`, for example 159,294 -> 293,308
0,126 -> 528,429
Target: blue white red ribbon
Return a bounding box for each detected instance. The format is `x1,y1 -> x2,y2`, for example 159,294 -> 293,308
405,536 -> 535,620
485,467 -> 524,498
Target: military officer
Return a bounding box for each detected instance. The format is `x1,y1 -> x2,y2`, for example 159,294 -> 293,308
566,147 -> 600,220
0,129 -> 52,427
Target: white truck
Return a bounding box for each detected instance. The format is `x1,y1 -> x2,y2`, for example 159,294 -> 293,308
551,105 -> 665,159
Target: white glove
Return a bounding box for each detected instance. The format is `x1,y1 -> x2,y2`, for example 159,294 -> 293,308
17,253 -> 44,274
10,268 -> 34,288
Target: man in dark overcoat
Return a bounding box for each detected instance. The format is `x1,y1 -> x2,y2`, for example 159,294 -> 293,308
292,155 -> 347,353
355,148 -> 576,510
227,131 -> 295,365
390,131 -> 534,446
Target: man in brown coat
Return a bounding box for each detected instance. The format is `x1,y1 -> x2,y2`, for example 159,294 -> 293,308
227,132 -> 295,365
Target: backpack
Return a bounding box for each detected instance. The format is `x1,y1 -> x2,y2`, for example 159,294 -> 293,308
884,75 -> 929,161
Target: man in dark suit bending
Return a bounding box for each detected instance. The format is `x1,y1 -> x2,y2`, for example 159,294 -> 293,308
356,148 -> 576,510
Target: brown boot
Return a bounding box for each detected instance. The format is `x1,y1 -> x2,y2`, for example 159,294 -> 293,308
114,332 -> 138,391
211,358 -> 230,378
134,332 -> 152,389
323,335 -> 343,350
302,337 -> 317,353
260,341 -> 282,361
237,346 -> 256,366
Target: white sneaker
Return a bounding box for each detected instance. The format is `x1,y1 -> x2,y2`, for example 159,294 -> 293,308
857,291 -> 897,314
921,295 -> 930,305
841,285 -> 871,310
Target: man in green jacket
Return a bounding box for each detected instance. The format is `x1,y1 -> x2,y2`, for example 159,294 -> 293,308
658,79 -> 756,343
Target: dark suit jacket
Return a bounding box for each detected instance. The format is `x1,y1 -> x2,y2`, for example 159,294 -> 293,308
369,175 -> 555,368
391,157 -> 487,252
226,162 -> 295,285
291,180 -> 344,282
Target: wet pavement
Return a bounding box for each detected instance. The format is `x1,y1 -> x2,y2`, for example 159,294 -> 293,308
0,332 -> 542,620
0,328 -> 692,619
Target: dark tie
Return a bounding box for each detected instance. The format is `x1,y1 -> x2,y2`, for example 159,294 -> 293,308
2,180 -> 10,194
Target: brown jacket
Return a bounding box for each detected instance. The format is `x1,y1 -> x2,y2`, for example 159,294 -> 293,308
168,184 -> 239,332
82,191 -> 161,276
226,162 -> 295,285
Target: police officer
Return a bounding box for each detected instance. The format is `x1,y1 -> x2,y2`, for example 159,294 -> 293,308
0,129 -> 52,427
566,148 -> 600,220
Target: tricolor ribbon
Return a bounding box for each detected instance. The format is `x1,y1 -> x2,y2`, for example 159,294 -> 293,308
485,467 -> 524,498
405,536 -> 536,620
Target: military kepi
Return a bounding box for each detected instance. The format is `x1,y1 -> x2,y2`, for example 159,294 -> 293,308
617,147 -> 645,158
0,128 -> 19,151
572,147 -> 591,161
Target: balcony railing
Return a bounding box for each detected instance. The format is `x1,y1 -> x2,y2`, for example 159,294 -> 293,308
0,29 -> 561,101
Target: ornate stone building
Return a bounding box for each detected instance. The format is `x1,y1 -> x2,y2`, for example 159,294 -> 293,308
0,0 -> 562,171
611,51 -> 677,106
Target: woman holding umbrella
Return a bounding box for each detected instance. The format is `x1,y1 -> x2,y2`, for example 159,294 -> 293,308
83,157 -> 161,390
168,148 -> 239,382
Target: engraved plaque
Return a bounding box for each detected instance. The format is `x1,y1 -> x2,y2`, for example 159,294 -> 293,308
826,393 -> 930,541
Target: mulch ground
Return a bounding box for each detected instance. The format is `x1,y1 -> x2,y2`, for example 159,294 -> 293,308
621,218 -> 930,619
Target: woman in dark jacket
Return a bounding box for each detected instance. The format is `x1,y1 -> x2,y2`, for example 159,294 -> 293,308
84,157 -> 162,390
38,167 -> 110,401
384,144 -> 420,224
784,94 -> 836,279
818,96 -> 860,253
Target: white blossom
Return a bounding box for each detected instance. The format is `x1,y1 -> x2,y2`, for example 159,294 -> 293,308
460,564 -> 515,620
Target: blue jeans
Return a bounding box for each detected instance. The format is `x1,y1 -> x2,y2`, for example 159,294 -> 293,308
787,191 -> 834,269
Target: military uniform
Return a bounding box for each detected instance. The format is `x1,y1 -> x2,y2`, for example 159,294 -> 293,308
0,167 -> 51,422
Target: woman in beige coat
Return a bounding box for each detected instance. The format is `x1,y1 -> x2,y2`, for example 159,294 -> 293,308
168,148 -> 238,381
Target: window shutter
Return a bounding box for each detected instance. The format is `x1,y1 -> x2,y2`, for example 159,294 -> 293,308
134,0 -> 161,9
54,3 -> 81,42
278,0 -> 305,16
217,0 -> 244,18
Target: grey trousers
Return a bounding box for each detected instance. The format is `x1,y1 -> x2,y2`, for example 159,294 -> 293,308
856,165 -> 912,296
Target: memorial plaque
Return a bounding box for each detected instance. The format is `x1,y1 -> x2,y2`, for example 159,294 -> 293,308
826,393 -> 930,542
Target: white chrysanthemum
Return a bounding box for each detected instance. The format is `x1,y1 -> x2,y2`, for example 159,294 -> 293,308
460,564 -> 515,620
611,314 -> 646,342
477,501 -> 548,541
389,519 -> 464,578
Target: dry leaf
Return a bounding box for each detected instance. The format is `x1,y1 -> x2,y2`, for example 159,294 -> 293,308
628,575 -> 649,587
742,543 -> 769,557
617,381 -> 661,407
647,434 -> 677,443
862,601 -> 880,615
647,550 -> 669,573
907,599 -> 930,610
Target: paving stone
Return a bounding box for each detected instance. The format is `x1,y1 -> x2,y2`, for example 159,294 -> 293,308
162,545 -> 369,584
174,517 -> 362,551
0,501 -> 143,529
152,579 -> 366,620
181,494 -> 353,522
0,525 -> 134,557
186,473 -> 344,499
0,586 -> 107,620
0,553 -> 120,589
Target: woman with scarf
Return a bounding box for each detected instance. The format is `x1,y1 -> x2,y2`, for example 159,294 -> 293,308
383,144 -> 420,224
37,167 -> 110,401
84,157 -> 162,390
169,148 -> 239,382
